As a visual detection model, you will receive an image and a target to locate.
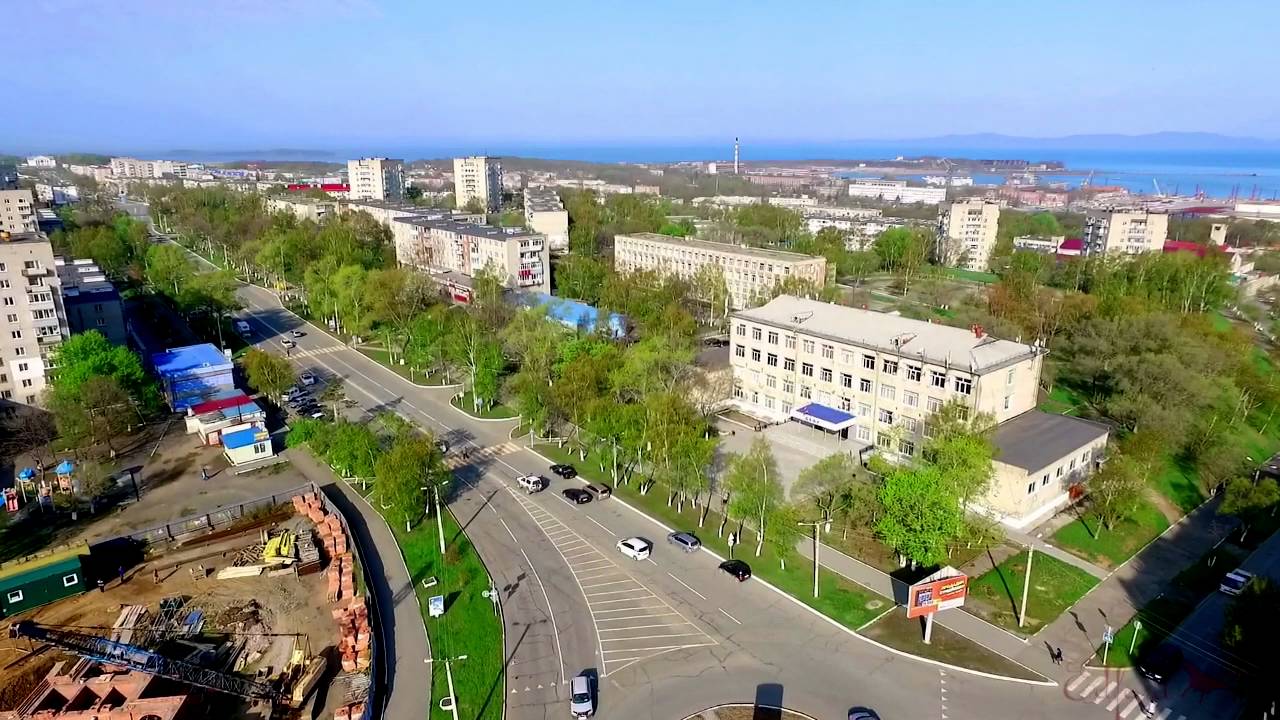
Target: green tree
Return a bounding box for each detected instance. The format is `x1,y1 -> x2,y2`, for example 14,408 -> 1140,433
724,437 -> 784,556
872,227 -> 931,290
792,453 -> 858,530
693,264 -> 731,332
554,255 -> 607,304
1088,455 -> 1145,532
404,185 -> 424,201
463,196 -> 486,214
375,434 -> 437,531
47,375 -> 136,450
1221,476 -> 1280,519
766,503 -> 803,570
51,331 -> 154,402
404,306 -> 453,380
145,242 -> 194,298
327,421 -> 381,479
241,349 -> 295,401
876,464 -> 965,568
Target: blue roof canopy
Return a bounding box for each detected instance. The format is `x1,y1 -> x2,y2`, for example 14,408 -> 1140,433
151,343 -> 232,378
54,460 -> 75,475
223,426 -> 268,449
790,403 -> 857,432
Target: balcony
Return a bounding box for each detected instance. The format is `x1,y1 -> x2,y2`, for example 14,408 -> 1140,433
22,265 -> 48,277
38,332 -> 64,345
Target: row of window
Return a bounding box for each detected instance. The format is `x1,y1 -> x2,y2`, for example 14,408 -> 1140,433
736,344 -> 977,396
736,385 -> 927,434
4,573 -> 78,604
1024,449 -> 1096,495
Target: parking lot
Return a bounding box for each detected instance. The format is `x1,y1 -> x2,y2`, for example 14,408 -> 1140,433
504,487 -> 717,676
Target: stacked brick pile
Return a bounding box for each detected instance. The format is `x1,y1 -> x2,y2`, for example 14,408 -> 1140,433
332,597 -> 372,673
332,701 -> 366,720
292,493 -> 349,561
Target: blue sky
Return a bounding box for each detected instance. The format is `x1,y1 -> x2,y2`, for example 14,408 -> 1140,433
7,0 -> 1279,154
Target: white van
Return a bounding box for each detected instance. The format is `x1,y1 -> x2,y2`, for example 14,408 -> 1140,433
234,320 -> 252,335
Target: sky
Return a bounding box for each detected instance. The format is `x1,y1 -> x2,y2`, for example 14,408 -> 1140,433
7,0 -> 1280,155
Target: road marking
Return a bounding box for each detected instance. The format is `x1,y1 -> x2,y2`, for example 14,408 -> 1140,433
580,579 -> 634,590
583,589 -> 648,598
497,517 -> 519,544
1065,673 -> 1089,692
1094,681 -> 1117,704
594,613 -> 680,622
596,623 -> 688,632
518,546 -> 567,687
1107,690 -> 1126,711
667,572 -> 707,600
600,633 -> 706,642
719,608 -> 742,625
1118,698 -> 1138,718
587,516 -> 612,534
1080,677 -> 1104,697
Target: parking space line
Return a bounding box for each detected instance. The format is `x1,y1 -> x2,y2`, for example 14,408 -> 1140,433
580,580 -> 634,589
587,516 -> 612,534
582,589 -> 647,598
602,644 -> 712,654
718,608 -> 742,625
597,623 -> 692,632
593,613 -> 680,622
588,596 -> 659,605
600,633 -> 707,642
667,572 -> 707,600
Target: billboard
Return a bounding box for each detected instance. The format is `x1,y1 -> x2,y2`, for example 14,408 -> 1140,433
906,570 -> 968,619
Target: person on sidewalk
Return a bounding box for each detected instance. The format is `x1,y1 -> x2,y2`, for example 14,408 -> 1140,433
1053,647 -> 1064,665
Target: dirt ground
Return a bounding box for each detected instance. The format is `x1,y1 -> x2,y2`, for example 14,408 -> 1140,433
0,516 -> 343,719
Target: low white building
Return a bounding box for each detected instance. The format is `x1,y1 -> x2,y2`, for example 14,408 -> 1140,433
24,156 -> 57,168
222,422 -> 275,466
266,196 -> 338,223
848,179 -> 946,205
767,196 -> 819,209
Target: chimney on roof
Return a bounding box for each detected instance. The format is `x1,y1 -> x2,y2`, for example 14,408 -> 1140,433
971,324 -> 985,338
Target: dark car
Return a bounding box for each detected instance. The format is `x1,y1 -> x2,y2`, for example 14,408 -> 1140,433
1137,645 -> 1183,684
585,483 -> 612,500
719,559 -> 751,581
551,464 -> 577,479
562,488 -> 592,504
702,337 -> 730,347
667,531 -> 701,552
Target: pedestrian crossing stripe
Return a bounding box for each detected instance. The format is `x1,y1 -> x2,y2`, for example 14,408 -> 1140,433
444,443 -> 521,470
1064,670 -> 1187,719
290,345 -> 345,358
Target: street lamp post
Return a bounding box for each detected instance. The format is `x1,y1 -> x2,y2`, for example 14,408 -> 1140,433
798,520 -> 824,598
440,654 -> 468,720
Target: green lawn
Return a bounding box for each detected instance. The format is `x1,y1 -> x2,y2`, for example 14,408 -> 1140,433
861,610 -> 1044,681
966,551 -> 1099,635
1052,502 -> 1170,568
357,347 -> 455,386
941,267 -> 999,284
1153,457 -> 1207,514
1038,385 -> 1087,416
451,392 -> 518,420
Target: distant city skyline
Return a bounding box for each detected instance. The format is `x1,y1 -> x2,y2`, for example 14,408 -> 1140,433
6,1 -> 1280,153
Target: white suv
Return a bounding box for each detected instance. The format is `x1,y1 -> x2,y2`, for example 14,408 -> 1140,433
617,537 -> 652,561
516,475 -> 547,494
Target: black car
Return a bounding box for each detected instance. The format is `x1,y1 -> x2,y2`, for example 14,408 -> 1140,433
719,559 -> 751,582
551,464 -> 577,479
667,531 -> 702,552
1137,645 -> 1183,684
562,488 -> 592,504
702,337 -> 730,347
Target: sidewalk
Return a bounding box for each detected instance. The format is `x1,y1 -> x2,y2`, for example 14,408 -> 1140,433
1004,525 -> 1110,580
1016,496 -> 1233,670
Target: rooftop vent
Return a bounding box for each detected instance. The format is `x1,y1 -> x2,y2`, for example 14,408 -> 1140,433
791,311 -> 813,324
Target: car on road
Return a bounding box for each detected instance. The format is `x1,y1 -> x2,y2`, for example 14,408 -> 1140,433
569,674 -> 594,718
584,483 -> 611,500
667,531 -> 701,552
1137,645 -> 1183,684
718,559 -> 751,582
550,464 -> 577,479
305,408 -> 326,420
1220,569 -> 1254,595
562,488 -> 592,504
290,330 -> 305,338
616,537 -> 652,561
517,475 -> 547,493
299,371 -> 317,386
281,338 -> 296,349
848,710 -> 880,720
234,320 -> 252,335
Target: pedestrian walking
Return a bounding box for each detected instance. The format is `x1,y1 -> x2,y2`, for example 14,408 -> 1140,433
153,568 -> 160,584
117,565 -> 126,585
200,466 -> 209,482
1053,647 -> 1064,665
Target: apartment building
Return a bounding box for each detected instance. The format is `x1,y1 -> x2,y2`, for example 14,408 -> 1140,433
614,233 -> 827,310
265,196 -> 339,223
65,164 -> 112,183
0,165 -> 17,190
346,157 -> 405,201
848,179 -> 947,205
109,157 -> 188,179
56,258 -> 127,345
393,216 -> 549,295
729,295 -> 1108,528
937,199 -> 1001,271
1082,208 -> 1169,256
453,156 -> 502,212
0,190 -> 37,234
524,187 -> 569,251
0,232 -> 67,406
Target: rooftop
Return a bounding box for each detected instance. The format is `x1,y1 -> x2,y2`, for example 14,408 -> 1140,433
617,233 -> 821,263
397,215 -> 540,240
223,425 -> 269,449
734,295 -> 1043,373
0,231 -> 50,246
151,343 -> 231,377
992,410 -> 1110,472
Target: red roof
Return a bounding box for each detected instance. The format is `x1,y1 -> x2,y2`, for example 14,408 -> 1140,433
1163,240 -> 1235,257
188,393 -> 250,416
319,183 -> 349,192
1059,237 -> 1084,251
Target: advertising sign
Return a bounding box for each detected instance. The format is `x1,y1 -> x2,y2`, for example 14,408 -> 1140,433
906,569 -> 969,619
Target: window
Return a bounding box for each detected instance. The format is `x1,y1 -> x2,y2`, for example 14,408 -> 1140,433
840,396 -> 852,411
752,327 -> 762,341
6,590 -> 22,604
97,318 -> 107,327
1007,368 -> 1015,385
20,379 -> 31,388
766,353 -> 778,367
907,365 -> 922,382
841,351 -> 854,365
8,331 -> 19,339
1027,482 -> 1036,495
736,324 -> 746,336
926,397 -> 942,413
800,385 -> 812,399
735,345 -> 745,358
898,439 -> 915,456
877,432 -> 893,449
781,401 -> 793,414
1003,394 -> 1011,410
821,344 -> 834,359
766,375 -> 777,389
767,331 -> 779,345
878,409 -> 894,425
785,336 -> 796,349
862,354 -> 876,370
882,359 -> 899,375
858,402 -> 871,416
1042,473 -> 1050,487
13,347 -> 24,357
2,297 -> 11,306
783,379 -> 794,393
0,262 -> 5,271
930,371 -> 947,388
856,425 -> 871,442
840,373 -> 853,388
62,573 -> 78,587
4,314 -> 14,323
16,362 -> 27,372
1081,449 -> 1091,464
734,385 -> 745,399
253,442 -> 267,453
903,391 -> 919,407
0,390 -> 10,399
954,376 -> 973,395
784,358 -> 795,371
1056,466 -> 1064,478
1069,458 -> 1077,471
901,417 -> 919,433
820,368 -> 832,382
751,348 -> 761,362
859,378 -> 872,393
0,280 -> 7,289
801,362 -> 814,377
764,395 -> 775,409
880,384 -> 896,400
802,339 -> 815,353
752,391 -> 759,403
93,303 -> 103,313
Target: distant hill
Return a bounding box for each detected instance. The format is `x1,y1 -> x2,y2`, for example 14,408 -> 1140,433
164,148 -> 337,161
895,132 -> 1280,152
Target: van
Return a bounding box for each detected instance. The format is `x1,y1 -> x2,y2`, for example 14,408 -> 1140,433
234,320 -> 252,335
569,674 -> 593,718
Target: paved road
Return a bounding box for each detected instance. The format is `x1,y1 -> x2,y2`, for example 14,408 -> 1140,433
168,231 -> 1230,720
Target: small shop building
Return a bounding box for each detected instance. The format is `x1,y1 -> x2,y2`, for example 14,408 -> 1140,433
222,423 -> 275,466
0,543 -> 90,617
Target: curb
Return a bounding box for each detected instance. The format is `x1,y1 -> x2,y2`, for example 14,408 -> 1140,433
448,396 -> 521,423
524,446 -> 1056,688
351,349 -> 464,391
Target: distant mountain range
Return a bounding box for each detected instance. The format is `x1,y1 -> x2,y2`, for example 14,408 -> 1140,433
888,132 -> 1280,152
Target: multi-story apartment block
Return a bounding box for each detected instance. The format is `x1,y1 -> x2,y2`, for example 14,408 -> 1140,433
0,232 -> 67,406
452,156 -> 502,212
847,179 -> 947,205
937,199 -> 1001,271
265,196 -> 339,223
523,187 -> 569,252
614,233 -> 827,310
65,164 -> 112,183
0,189 -> 37,234
729,295 -> 1109,528
56,258 -> 127,345
0,165 -> 18,190
347,157 -> 404,201
1082,208 -> 1169,256
109,157 -> 187,179
394,217 -> 549,296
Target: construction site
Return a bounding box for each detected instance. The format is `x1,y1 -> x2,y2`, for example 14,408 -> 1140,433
0,488 -> 375,720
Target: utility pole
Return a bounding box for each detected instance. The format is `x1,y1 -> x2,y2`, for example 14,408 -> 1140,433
798,520 -> 823,598
1018,545 -> 1034,628
435,486 -> 446,554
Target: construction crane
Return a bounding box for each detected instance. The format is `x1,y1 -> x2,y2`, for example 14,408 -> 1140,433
9,620 -> 280,701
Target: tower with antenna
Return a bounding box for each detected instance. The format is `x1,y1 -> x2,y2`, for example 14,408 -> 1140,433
734,137 -> 740,175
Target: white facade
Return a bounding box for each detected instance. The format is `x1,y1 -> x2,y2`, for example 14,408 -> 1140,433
265,197 -> 338,223
848,179 -> 946,205
923,175 -> 974,187
524,187 -> 569,251
394,217 -> 549,294
35,184 -> 80,205
937,199 -> 1001,271
347,158 -> 405,201
109,157 -> 188,179
0,190 -> 37,234
767,196 -> 819,209
66,164 -> 112,182
1082,208 -> 1169,256
453,156 -> 503,212
0,232 -> 67,406
1234,201 -> 1280,218
24,156 -> 57,168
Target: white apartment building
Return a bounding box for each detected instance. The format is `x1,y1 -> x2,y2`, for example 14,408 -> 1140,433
614,233 -> 828,310
524,187 -> 569,251
66,164 -> 112,182
1082,208 -> 1169,256
0,189 -> 37,234
729,295 -> 1108,528
937,199 -> 1001,271
110,157 -> 188,179
393,217 -> 549,295
346,157 -> 405,201
0,232 -> 67,406
265,196 -> 338,223
453,156 -> 503,212
35,184 -> 80,205
767,196 -> 819,209
24,155 -> 57,168
1012,235 -> 1067,254
848,179 -> 947,205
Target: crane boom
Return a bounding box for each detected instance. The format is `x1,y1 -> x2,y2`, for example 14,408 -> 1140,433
9,620 -> 279,700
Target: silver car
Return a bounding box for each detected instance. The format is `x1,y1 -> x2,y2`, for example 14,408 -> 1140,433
569,674 -> 593,717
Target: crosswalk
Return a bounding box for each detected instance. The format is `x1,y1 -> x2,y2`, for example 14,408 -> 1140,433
443,442 -> 521,470
1065,670 -> 1189,720
287,345 -> 346,359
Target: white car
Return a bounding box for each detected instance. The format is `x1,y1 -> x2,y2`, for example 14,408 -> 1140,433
281,338 -> 296,349
1220,569 -> 1254,595
299,371 -> 317,386
616,537 -> 652,561
290,330 -> 306,338
516,475 -> 546,494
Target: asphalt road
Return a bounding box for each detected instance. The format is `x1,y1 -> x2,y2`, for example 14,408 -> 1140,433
164,232 -> 1228,720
